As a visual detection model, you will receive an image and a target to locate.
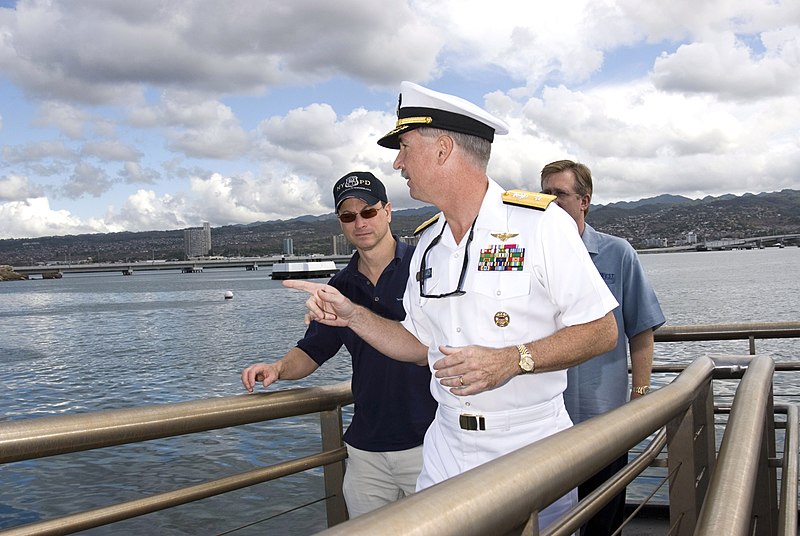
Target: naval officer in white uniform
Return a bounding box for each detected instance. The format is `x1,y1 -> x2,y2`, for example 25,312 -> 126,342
286,81 -> 618,531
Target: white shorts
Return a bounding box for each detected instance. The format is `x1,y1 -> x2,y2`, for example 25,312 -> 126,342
343,443 -> 424,519
417,396 -> 577,531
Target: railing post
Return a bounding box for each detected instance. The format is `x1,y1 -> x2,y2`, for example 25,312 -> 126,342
779,405 -> 799,536
320,406 -> 348,527
665,377 -> 715,535
751,383 -> 778,536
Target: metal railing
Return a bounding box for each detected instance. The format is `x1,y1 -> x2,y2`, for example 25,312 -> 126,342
1,322 -> 798,535
316,353 -> 796,536
0,383 -> 354,535
694,355 -> 777,535
655,321 -> 800,357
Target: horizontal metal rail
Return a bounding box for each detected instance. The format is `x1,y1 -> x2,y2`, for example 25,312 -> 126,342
654,321 -> 800,342
0,382 -> 352,464
0,448 -> 346,536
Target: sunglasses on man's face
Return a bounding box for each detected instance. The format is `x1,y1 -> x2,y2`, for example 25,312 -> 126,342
337,206 -> 381,223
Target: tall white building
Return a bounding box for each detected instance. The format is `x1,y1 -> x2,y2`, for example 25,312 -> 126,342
184,222 -> 211,258
283,238 -> 294,256
332,234 -> 350,255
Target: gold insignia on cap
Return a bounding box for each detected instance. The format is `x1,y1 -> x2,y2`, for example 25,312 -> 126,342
494,311 -> 510,327
491,232 -> 518,242
396,116 -> 433,127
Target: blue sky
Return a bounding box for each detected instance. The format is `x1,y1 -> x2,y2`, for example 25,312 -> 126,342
0,0 -> 798,239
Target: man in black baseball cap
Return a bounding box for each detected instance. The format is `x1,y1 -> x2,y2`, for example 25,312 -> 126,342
243,170 -> 434,519
333,171 -> 388,210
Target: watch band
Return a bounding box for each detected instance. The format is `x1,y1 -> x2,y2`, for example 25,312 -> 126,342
632,385 -> 651,395
516,344 -> 535,373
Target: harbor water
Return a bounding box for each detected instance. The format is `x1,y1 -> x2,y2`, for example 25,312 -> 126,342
1,247 -> 798,534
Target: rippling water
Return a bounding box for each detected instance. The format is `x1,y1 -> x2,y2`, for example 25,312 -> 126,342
1,247 -> 798,534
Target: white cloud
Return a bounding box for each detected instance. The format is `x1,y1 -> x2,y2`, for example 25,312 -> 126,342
0,197 -> 120,238
652,31 -> 800,100
0,0 -> 798,239
0,0 -> 441,103
128,92 -> 252,159
61,163 -> 114,199
254,104 -> 395,199
111,189 -> 190,231
189,171 -> 327,224
81,140 -> 142,161
2,140 -> 74,164
118,162 -> 161,185
32,101 -> 90,139
0,174 -> 43,201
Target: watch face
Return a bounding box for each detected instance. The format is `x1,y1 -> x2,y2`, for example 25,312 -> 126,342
520,356 -> 534,372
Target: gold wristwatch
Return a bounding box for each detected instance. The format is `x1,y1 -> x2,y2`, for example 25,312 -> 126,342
516,344 -> 535,373
632,385 -> 651,395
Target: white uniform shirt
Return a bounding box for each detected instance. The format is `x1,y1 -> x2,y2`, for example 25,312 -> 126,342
402,178 -> 618,414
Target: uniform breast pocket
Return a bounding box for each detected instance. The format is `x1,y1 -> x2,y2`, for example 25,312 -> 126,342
472,271 -> 531,301
471,271 -> 532,342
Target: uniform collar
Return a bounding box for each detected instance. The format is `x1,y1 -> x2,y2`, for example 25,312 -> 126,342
471,178 -> 519,237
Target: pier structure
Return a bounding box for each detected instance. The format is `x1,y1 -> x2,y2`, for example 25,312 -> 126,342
695,233 -> 799,251
11,255 -> 351,278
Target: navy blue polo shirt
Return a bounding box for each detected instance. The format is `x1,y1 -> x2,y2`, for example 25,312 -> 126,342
297,239 -> 437,452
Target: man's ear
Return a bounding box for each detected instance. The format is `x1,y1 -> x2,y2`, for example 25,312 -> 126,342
580,194 -> 591,214
436,135 -> 454,164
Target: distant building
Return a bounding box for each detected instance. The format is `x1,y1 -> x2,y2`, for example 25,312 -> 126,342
643,237 -> 668,248
184,222 -> 211,258
332,234 -> 350,255
283,238 -> 294,256
686,232 -> 698,244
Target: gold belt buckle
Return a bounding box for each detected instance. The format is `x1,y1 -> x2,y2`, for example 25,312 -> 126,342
459,413 -> 486,431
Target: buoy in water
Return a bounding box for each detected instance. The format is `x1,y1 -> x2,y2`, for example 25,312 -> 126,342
224,291 -> 234,300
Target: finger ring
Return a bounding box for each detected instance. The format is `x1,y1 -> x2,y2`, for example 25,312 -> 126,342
459,376 -> 464,386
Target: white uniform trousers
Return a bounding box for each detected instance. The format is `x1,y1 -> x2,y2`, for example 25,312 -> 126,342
417,396 -> 577,531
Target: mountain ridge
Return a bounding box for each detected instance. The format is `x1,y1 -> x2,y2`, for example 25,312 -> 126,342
2,189 -> 798,265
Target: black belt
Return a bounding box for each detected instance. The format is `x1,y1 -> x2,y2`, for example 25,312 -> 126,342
459,414 -> 486,431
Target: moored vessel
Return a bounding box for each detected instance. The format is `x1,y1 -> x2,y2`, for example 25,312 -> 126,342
271,261 -> 338,280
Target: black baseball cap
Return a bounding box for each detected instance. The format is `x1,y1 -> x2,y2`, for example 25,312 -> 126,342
333,171 -> 388,210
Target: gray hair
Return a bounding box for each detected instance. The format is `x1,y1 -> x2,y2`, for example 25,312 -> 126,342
418,127 -> 491,171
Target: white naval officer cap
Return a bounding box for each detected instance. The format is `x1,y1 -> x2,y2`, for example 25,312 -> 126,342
377,81 -> 509,149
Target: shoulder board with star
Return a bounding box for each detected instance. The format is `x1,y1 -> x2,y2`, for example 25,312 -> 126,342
502,190 -> 556,210
414,213 -> 441,235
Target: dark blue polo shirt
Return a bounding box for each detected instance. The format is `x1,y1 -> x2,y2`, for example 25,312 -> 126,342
297,239 -> 436,452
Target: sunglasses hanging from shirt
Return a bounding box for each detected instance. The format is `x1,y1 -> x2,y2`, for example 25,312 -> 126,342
417,218 -> 477,298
